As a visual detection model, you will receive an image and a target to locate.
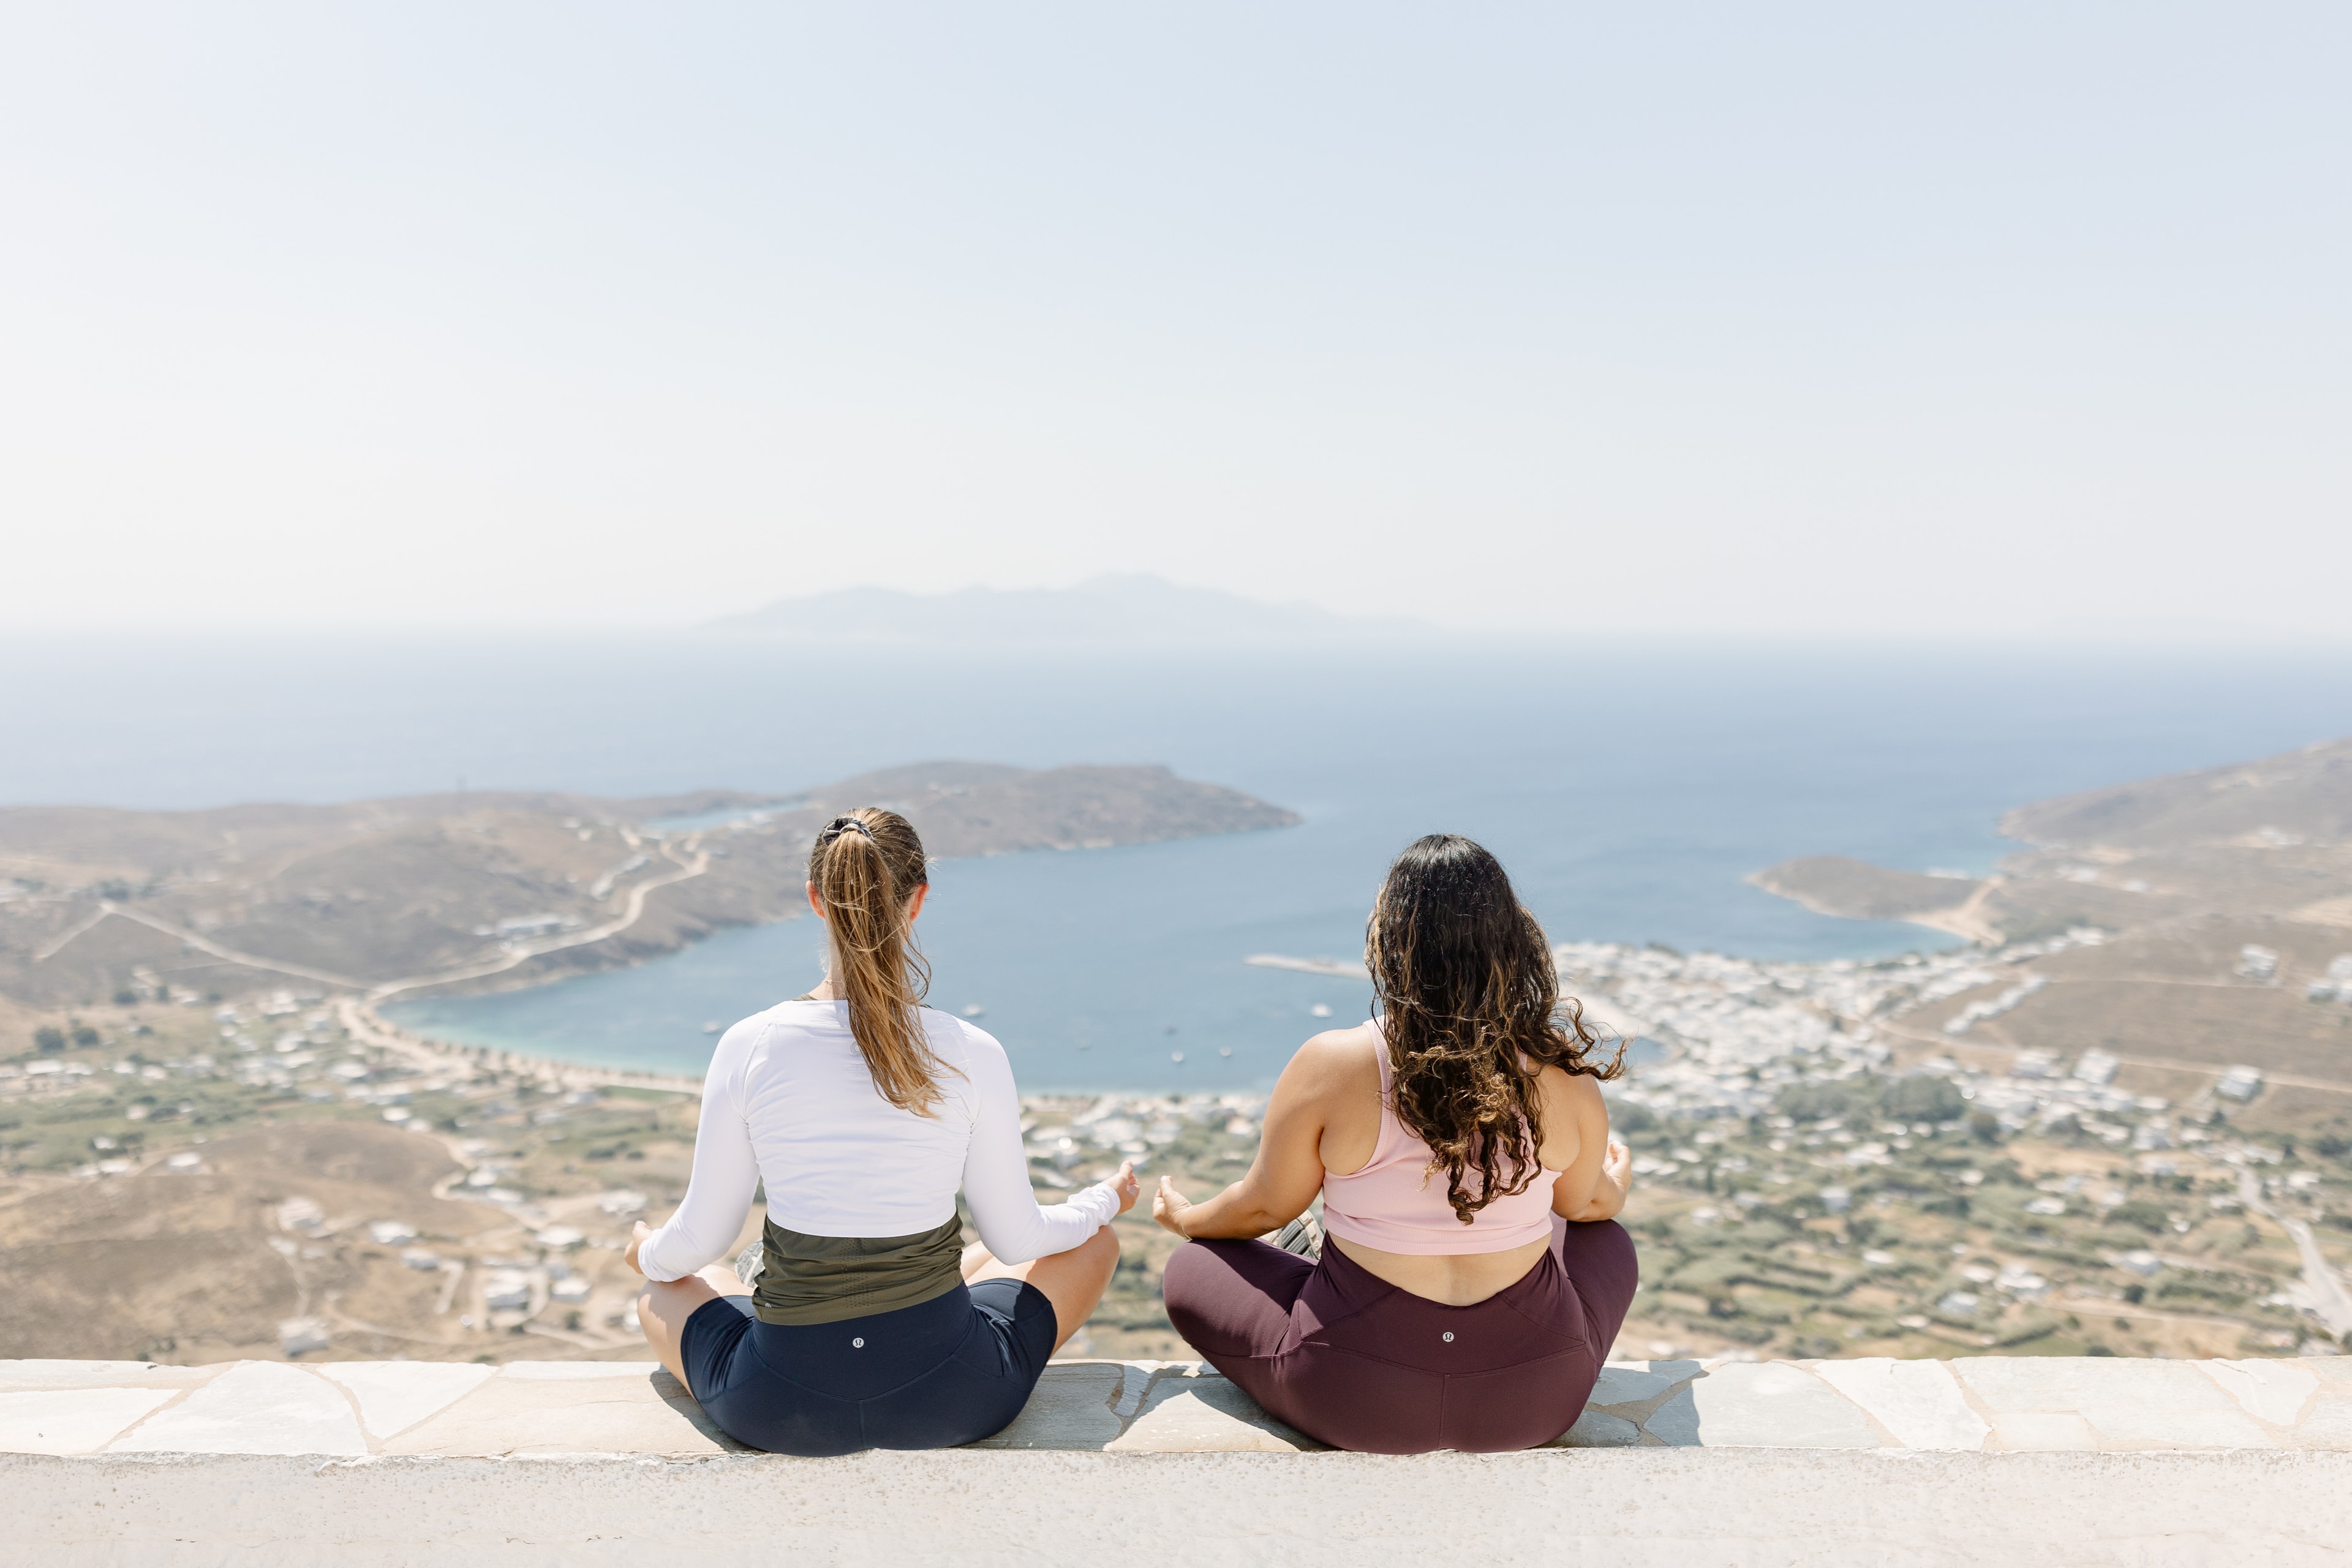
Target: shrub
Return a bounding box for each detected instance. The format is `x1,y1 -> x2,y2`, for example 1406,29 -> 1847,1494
1776,1079 -> 1869,1122
1880,1075 -> 1966,1123
33,1027 -> 66,1053
1610,1101 -> 1660,1134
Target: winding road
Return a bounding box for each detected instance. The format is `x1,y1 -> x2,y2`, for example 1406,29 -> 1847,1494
363,837 -> 710,1005
47,838 -> 714,1095
2238,1168 -> 2352,1341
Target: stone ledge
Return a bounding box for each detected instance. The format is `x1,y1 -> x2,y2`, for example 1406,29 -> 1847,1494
8,1356 -> 2350,1565
7,1354 -> 2349,1458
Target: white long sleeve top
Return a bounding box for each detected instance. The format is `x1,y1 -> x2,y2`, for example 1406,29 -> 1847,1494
635,999 -> 1118,1284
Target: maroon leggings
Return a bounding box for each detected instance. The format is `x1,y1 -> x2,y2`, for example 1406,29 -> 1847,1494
1161,1216 -> 1638,1453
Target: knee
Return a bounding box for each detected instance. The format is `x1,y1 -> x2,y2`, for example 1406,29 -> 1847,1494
1575,1218 -> 1640,1296
632,1283 -> 659,1340
1159,1237 -> 1236,1292
1159,1242 -> 1214,1325
1159,1242 -> 1267,1357
1599,1218 -> 1638,1274
1083,1223 -> 1121,1272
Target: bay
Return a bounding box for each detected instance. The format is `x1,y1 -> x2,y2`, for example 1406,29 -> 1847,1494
7,633 -> 2350,1091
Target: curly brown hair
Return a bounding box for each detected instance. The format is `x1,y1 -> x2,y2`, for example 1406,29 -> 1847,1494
1365,834 -> 1621,1224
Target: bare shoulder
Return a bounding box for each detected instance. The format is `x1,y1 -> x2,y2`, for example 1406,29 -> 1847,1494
1280,1023 -> 1381,1096
1537,1063 -> 1607,1121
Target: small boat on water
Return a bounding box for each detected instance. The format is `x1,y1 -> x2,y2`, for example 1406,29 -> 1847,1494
1218,1047 -> 1232,1058
1310,1003 -> 1333,1019
701,1020 -> 722,1034
961,1004 -> 986,1019
1170,1050 -> 1185,1064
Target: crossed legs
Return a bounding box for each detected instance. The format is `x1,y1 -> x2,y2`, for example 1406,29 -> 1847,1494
962,1224 -> 1121,1351
636,1263 -> 748,1389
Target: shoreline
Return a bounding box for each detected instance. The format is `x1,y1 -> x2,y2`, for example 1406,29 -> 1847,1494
360,856 -> 1985,1093
342,997 -> 706,1098
1740,867 -> 1997,947
368,927 -> 1967,1095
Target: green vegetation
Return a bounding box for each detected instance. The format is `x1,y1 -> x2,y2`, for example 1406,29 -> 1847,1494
1606,1095 -> 2348,1361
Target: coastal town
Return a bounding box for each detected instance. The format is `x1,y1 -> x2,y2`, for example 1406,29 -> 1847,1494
5,734 -> 2351,1368
3,927 -> 2347,1369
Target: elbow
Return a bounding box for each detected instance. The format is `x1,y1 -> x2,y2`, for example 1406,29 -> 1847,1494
644,1221 -> 720,1278
1556,1188 -> 1621,1226
636,1234 -> 678,1283
985,1217 -> 1107,1266
977,1223 -> 1052,1267
1566,1193 -> 1626,1225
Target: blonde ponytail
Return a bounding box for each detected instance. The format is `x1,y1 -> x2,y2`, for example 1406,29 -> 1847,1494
809,809 -> 949,1114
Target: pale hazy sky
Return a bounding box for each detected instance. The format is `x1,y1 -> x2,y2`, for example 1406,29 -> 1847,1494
3,5 -> 2345,638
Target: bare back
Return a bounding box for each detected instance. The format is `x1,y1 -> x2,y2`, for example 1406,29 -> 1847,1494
1175,1023 -> 1601,1305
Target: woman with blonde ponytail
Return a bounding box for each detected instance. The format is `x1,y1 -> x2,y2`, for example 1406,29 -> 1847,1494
626,807 -> 1137,1455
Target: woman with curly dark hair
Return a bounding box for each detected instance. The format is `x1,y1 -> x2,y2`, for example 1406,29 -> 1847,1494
1155,834 -> 1636,1452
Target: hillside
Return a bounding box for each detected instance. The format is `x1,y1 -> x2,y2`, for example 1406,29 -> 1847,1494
0,763 -> 1298,1009
1751,734 -> 2352,1109
809,762 -> 1298,856
0,1121 -> 511,1362
2001,736 -> 2352,850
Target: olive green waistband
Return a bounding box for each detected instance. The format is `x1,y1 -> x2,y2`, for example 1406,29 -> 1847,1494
752,1213 -> 967,1326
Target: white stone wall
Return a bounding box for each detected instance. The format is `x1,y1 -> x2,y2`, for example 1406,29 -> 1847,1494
4,1355 -> 2349,1565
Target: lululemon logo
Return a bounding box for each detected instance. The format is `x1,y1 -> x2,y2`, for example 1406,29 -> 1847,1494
852,1338 -> 865,1348
1441,1332 -> 1454,1343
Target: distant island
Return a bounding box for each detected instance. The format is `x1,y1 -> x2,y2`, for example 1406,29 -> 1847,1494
0,761 -> 1300,1011
706,573 -> 1431,644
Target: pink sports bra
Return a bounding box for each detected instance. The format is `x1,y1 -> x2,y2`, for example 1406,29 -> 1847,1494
1319,1023 -> 1562,1256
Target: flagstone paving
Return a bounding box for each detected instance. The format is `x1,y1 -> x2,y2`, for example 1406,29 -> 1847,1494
2,1354 -> 2348,1458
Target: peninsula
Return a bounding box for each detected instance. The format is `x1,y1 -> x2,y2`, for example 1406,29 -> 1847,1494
1747,735 -> 2352,1105
0,761 -> 1299,1014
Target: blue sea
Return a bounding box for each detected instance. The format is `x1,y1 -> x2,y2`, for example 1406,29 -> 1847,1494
7,633 -> 2350,1092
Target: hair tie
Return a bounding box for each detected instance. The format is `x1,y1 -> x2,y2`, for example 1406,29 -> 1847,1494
822,815 -> 875,843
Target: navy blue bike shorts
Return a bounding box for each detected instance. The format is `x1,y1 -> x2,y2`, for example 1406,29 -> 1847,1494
678,1278 -> 1058,1456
